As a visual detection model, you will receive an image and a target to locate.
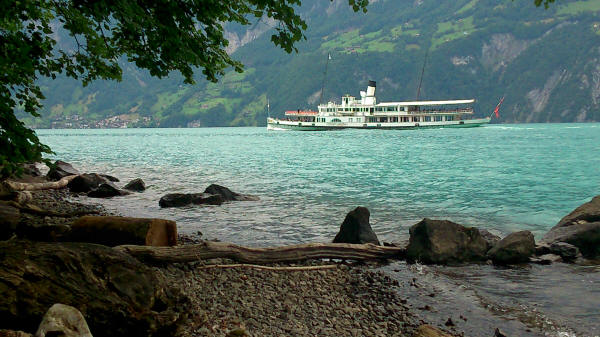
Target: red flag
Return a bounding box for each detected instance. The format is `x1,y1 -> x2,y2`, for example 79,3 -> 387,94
493,96 -> 504,118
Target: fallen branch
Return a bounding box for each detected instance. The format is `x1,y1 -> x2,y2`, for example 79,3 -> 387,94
196,264 -> 339,271
116,241 -> 406,264
2,175 -> 77,191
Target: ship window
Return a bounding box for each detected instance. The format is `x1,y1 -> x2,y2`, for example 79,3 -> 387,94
332,118 -> 342,122
386,107 -> 396,112
375,107 -> 384,112
424,116 -> 431,122
446,116 -> 453,121
413,117 -> 420,122
434,116 -> 443,121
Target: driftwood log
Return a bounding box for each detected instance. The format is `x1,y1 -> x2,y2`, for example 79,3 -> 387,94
116,241 -> 406,264
71,216 -> 178,247
2,175 -> 77,192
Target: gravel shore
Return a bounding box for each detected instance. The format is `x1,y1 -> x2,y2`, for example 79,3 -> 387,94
162,260 -> 423,337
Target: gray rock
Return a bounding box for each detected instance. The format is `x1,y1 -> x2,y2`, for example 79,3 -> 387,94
123,178 -> 146,192
332,207 -> 380,245
0,204 -> 20,240
159,193 -> 193,208
35,303 -> 93,337
487,231 -> 535,264
541,221 -> 600,258
159,193 -> 224,208
46,161 -> 79,181
406,218 -> 488,264
549,242 -> 581,261
555,195 -> 600,228
67,173 -> 107,193
478,229 -> 501,250
87,182 -> 130,198
204,184 -> 259,201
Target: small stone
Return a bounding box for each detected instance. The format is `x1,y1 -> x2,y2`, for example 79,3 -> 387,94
123,178 -> 146,192
35,303 -> 93,337
444,317 -> 454,326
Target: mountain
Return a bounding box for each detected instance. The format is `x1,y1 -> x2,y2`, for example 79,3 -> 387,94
22,0 -> 600,128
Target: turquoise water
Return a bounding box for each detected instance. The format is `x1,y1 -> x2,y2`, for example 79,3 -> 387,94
37,124 -> 600,336
38,124 -> 600,245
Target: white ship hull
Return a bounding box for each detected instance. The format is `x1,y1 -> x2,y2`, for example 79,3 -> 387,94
267,117 -> 491,131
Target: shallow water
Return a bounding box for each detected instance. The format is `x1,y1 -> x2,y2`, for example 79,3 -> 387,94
37,124 -> 600,336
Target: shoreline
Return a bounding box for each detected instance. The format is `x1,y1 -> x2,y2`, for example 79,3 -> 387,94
1,164 -> 599,337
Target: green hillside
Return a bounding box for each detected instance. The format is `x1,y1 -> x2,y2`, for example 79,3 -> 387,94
23,0 -> 600,128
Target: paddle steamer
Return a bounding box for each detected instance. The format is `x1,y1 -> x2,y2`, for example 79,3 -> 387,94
267,81 -> 490,131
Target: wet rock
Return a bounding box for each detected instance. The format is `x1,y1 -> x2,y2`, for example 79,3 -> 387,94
478,229 -> 501,250
0,240 -> 190,336
541,221 -> 600,258
204,184 -> 259,201
70,216 -> 177,247
159,193 -> 193,208
67,173 -> 107,193
332,207 -> 380,245
535,242 -> 551,256
406,218 -> 488,264
87,182 -> 130,198
0,204 -> 20,240
99,174 -> 119,182
532,254 -> 563,264
411,325 -> 452,337
549,242 -> 581,261
487,231 -> 535,264
555,195 -> 600,228
159,193 -> 224,208
35,303 -> 92,337
124,178 -> 146,192
444,318 -> 454,327
46,161 -> 79,181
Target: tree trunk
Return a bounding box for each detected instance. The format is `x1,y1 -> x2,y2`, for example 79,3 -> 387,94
116,241 -> 406,264
2,175 -> 77,192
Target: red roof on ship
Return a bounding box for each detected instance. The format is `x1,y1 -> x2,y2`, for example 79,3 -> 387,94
285,110 -> 318,116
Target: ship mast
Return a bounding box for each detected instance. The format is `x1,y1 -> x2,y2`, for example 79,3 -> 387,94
415,48 -> 429,101
318,53 -> 332,106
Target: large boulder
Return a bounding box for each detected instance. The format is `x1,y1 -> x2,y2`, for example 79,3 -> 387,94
540,196 -> 600,258
0,204 -> 20,240
203,184 -> 259,201
158,193 -> 224,208
406,218 -> 488,264
67,173 -> 107,193
0,240 -> 190,337
124,178 -> 146,192
541,222 -> 600,258
35,304 -> 92,337
487,231 -> 535,264
87,182 -> 130,198
332,207 -> 380,245
70,216 -> 178,246
46,161 -> 79,181
555,195 -> 600,228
